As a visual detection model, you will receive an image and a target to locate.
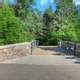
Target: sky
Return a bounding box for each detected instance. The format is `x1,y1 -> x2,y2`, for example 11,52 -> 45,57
0,0 -> 17,5
73,0 -> 80,6
9,0 -> 17,5
0,0 -> 57,13
73,0 -> 80,15
0,0 -> 80,7
31,0 -> 57,13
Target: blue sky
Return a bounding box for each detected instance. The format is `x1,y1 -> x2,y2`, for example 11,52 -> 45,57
9,0 -> 17,5
1,0 -> 56,13
73,0 -> 80,15
7,0 -> 57,13
31,0 -> 57,13
73,0 -> 80,5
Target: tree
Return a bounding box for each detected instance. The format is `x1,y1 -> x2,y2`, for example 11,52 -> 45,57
0,5 -> 32,45
14,0 -> 34,19
55,0 -> 78,42
24,10 -> 43,41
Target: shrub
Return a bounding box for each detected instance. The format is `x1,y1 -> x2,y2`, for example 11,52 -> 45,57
0,6 -> 33,45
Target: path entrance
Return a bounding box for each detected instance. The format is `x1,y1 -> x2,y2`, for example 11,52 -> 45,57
33,46 -> 64,55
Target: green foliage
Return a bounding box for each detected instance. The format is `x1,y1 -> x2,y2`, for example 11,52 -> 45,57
0,0 -> 79,46
73,16 -> 80,42
37,0 -> 78,45
56,0 -> 78,42
0,5 -> 33,45
24,10 -> 43,40
14,0 -> 34,19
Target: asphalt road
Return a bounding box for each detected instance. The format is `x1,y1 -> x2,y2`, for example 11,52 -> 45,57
0,64 -> 80,80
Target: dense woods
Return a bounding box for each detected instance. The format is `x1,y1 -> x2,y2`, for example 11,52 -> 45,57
0,0 -> 80,45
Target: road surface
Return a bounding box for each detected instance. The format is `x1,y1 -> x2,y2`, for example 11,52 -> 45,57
0,64 -> 80,80
0,46 -> 80,80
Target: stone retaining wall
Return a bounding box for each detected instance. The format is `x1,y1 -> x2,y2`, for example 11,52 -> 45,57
0,42 -> 31,61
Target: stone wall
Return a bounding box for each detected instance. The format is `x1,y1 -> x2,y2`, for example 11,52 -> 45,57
0,42 -> 31,61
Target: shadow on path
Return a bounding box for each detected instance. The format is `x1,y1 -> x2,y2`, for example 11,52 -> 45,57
37,46 -> 66,55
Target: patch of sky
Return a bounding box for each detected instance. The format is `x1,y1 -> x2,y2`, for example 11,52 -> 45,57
73,0 -> 80,15
73,0 -> 80,6
0,0 -> 17,5
31,0 -> 57,14
0,0 -> 3,3
9,0 -> 17,5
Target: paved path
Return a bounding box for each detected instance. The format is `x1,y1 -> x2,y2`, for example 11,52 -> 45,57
33,46 -> 64,55
2,55 -> 80,65
0,64 -> 80,80
0,46 -> 80,80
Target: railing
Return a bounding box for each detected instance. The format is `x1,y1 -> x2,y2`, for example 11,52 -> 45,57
31,40 -> 39,55
59,41 -> 76,56
75,43 -> 80,57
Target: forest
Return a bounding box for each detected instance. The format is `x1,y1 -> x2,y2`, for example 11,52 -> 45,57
0,0 -> 80,45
